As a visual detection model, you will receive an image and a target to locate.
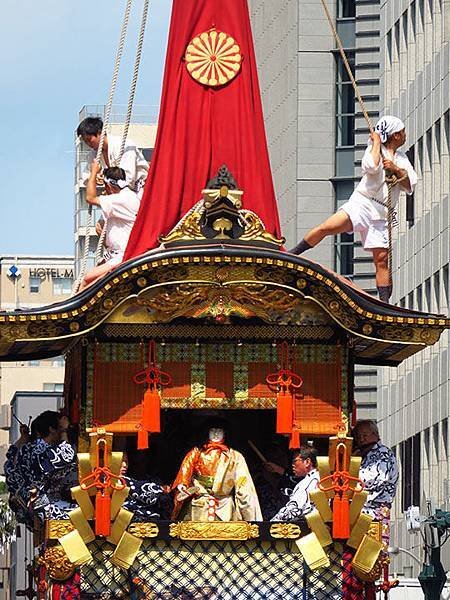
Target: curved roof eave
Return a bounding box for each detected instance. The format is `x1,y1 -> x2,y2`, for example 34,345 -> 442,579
0,245 -> 447,365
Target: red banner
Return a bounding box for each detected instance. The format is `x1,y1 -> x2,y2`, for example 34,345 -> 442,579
124,0 -> 282,259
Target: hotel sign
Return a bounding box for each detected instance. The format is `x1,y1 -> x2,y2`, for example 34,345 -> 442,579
29,268 -> 74,280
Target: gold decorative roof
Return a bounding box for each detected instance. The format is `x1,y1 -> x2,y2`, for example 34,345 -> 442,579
0,247 -> 447,365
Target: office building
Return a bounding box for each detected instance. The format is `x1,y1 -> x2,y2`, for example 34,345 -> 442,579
378,0 -> 450,575
0,255 -> 74,467
249,0 -> 381,418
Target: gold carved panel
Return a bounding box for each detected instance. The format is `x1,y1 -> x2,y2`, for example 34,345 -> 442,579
169,521 -> 259,541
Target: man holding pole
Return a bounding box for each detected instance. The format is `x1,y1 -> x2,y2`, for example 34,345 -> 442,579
291,116 -> 417,303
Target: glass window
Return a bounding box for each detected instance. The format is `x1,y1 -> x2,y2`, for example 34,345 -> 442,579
337,115 -> 355,147
53,277 -> 73,295
43,383 -> 64,392
401,434 -> 421,510
443,265 -> 449,309
406,146 -> 415,226
338,0 -> 356,18
335,232 -> 355,277
142,148 -> 154,162
334,181 -> 356,277
336,54 -> 355,147
29,277 -> 41,294
52,357 -> 65,367
416,285 -> 423,311
28,360 -> 40,367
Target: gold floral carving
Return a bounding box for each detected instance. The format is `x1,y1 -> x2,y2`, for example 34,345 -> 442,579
127,522 -> 159,538
270,523 -> 301,539
119,283 -> 307,324
160,202 -> 205,243
40,545 -> 76,582
185,29 -> 242,87
152,265 -> 189,283
169,521 -> 259,541
309,285 -> 359,330
160,201 -> 284,247
367,521 -> 382,542
84,283 -> 134,326
381,325 -> 441,345
46,520 -> 75,540
27,321 -> 65,339
239,210 -> 285,245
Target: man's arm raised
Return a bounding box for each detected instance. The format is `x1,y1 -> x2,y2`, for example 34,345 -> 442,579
86,161 -> 103,206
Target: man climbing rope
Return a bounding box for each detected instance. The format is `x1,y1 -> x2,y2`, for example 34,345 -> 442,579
291,116 -> 417,303
79,161 -> 141,290
77,117 -> 148,197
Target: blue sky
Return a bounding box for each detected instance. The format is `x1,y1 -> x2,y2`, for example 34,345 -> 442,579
0,0 -> 171,256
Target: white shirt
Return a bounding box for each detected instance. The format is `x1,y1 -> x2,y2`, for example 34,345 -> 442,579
354,145 -> 418,219
99,187 -> 141,263
360,441 -> 399,518
82,135 -> 149,194
271,468 -> 319,521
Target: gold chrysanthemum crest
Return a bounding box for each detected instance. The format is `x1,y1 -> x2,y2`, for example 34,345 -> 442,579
185,29 -> 242,87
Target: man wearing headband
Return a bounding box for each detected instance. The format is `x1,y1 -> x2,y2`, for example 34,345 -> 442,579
290,116 -> 417,303
79,161 -> 141,290
77,117 -> 148,198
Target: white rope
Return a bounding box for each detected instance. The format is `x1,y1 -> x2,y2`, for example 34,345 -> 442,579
118,0 -> 150,163
73,0 -> 134,294
95,0 -> 150,265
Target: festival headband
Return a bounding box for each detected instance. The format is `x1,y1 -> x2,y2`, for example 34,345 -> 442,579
374,116 -> 405,143
104,176 -> 128,189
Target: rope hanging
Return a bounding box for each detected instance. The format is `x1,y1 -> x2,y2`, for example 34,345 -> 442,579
319,0 -> 373,134
319,0 -> 408,290
95,0 -> 150,265
73,0 -> 149,293
73,0 -> 133,294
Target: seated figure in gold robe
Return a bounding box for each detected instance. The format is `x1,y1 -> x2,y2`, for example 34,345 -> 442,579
171,420 -> 262,522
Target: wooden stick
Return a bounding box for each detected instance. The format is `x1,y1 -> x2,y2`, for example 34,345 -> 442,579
248,440 -> 268,463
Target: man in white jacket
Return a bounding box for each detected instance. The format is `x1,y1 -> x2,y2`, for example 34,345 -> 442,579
80,162 -> 141,290
77,117 -> 148,197
291,116 -> 417,303
270,447 -> 319,522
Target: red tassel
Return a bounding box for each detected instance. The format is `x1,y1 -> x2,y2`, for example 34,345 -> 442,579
276,389 -> 293,434
289,429 -> 300,449
137,427 -> 149,450
332,495 -> 350,539
95,490 -> 111,537
142,386 -> 161,433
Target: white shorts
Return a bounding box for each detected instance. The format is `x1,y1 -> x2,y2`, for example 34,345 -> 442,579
340,193 -> 388,251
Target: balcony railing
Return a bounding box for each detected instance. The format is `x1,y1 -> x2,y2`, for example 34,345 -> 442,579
78,104 -> 159,125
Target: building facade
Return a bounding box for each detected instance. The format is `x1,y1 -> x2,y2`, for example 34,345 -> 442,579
378,0 -> 450,575
0,257 -> 72,600
74,105 -> 158,277
249,0 -> 382,418
0,255 -> 74,468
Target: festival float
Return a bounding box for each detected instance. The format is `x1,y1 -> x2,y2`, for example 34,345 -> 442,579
1,0 -> 449,598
